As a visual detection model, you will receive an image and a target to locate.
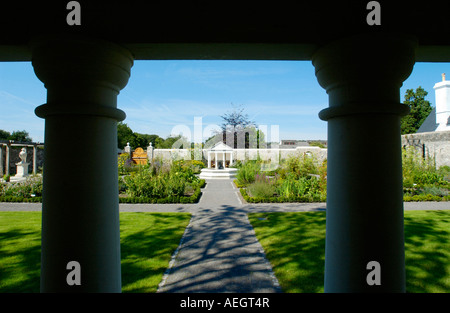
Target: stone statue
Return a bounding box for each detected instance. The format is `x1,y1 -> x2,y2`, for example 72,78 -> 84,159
18,148 -> 27,164
15,147 -> 29,177
124,142 -> 131,154
147,142 -> 154,164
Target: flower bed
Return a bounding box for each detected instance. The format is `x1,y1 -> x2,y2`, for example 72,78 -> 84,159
118,159 -> 206,203
0,159 -> 208,204
402,146 -> 450,201
235,155 -> 327,203
0,175 -> 43,203
119,179 -> 205,204
236,148 -> 450,203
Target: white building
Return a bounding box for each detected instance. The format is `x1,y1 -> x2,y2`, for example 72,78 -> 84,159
402,74 -> 450,167
417,73 -> 450,132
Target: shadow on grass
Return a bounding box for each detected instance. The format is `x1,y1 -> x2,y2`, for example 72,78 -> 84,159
120,212 -> 191,292
250,210 -> 450,293
249,212 -> 326,293
0,228 -> 41,292
404,210 -> 450,293
2,210 -> 448,293
0,212 -> 190,293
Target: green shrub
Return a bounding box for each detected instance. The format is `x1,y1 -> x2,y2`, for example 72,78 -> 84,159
166,174 -> 186,197
276,175 -> 321,199
420,185 -> 449,197
236,160 -> 260,185
240,187 -> 325,203
403,194 -> 443,202
438,165 -> 450,181
119,181 -> 203,204
120,157 -> 205,203
233,179 -> 246,188
235,153 -> 327,203
247,180 -> 276,198
0,175 -> 43,199
284,153 -> 319,178
402,146 -> 446,188
174,159 -> 206,174
0,195 -> 42,202
198,179 -> 206,188
118,153 -> 130,175
123,169 -> 154,198
124,170 -> 188,199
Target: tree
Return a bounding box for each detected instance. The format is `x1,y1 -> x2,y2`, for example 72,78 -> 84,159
135,133 -> 162,148
155,135 -> 190,149
209,103 -> 265,148
117,122 -> 136,149
401,87 -> 433,135
9,130 -> 32,142
117,122 -> 178,149
0,129 -> 10,140
220,103 -> 255,131
0,129 -> 33,142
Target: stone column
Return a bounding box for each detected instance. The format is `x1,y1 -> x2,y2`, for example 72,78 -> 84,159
0,145 -> 3,177
147,143 -> 154,164
208,151 -> 212,168
33,144 -> 37,175
312,34 -> 416,292
32,35 -> 133,292
5,142 -> 10,176
215,152 -> 218,169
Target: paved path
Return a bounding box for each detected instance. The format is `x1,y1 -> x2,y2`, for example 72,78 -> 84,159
1,181 -> 449,293
157,180 -> 281,292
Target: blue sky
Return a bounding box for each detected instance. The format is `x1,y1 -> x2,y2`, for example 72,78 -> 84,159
1,60 -> 449,144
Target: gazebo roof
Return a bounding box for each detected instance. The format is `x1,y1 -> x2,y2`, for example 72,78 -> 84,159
209,142 -> 234,151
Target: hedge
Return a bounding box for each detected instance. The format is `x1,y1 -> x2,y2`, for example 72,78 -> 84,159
240,188 -> 449,203
233,179 -> 247,188
0,192 -> 202,204
0,196 -> 42,203
403,194 -> 450,202
240,187 -> 326,203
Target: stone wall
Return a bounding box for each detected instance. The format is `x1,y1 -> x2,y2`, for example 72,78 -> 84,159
401,130 -> 450,168
153,149 -> 191,161
150,146 -> 328,164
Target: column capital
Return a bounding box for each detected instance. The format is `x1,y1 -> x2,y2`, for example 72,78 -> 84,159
313,33 -> 417,120
31,35 -> 133,121
31,35 -> 133,91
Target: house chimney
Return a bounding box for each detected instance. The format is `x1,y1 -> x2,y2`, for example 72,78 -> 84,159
434,74 -> 450,131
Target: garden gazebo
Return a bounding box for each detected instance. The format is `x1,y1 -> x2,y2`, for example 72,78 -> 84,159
207,142 -> 234,169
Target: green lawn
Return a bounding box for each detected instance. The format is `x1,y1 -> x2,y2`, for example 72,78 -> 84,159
249,211 -> 326,293
0,212 -> 191,292
1,210 -> 449,293
248,210 -> 450,293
